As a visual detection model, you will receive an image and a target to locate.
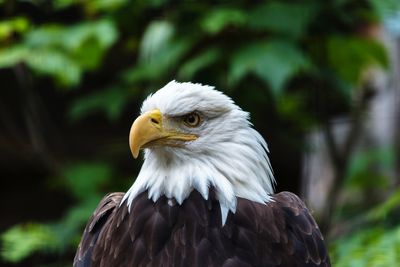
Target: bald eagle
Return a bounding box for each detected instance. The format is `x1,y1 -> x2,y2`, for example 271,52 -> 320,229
74,81 -> 330,267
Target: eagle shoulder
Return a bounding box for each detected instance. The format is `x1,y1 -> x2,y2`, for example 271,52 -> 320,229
73,192 -> 124,267
274,191 -> 330,264
233,191 -> 331,266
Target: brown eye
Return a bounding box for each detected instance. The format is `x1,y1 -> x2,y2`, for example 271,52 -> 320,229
183,112 -> 201,127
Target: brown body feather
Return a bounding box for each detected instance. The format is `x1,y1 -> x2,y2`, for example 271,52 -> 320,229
74,190 -> 330,267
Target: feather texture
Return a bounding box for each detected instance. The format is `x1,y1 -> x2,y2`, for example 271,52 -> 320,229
74,190 -> 330,267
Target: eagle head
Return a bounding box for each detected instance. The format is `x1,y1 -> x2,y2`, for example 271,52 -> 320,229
123,81 -> 275,224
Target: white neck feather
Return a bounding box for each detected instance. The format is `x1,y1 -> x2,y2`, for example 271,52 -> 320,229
122,126 -> 275,225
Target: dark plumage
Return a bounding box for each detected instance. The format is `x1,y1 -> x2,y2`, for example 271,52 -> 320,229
74,190 -> 330,267
74,81 -> 331,266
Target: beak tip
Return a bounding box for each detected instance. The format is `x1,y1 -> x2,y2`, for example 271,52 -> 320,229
131,148 -> 139,159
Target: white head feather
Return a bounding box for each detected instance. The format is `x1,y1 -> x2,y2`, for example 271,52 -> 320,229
122,81 -> 275,225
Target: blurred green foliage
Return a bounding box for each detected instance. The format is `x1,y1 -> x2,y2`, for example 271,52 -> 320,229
0,19 -> 117,86
0,17 -> 28,40
331,225 -> 400,267
1,223 -> 57,263
2,162 -> 115,263
0,0 -> 398,265
330,146 -> 400,266
331,189 -> 400,266
345,147 -> 395,189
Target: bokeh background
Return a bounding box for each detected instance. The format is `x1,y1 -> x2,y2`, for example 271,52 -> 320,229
1,0 -> 400,266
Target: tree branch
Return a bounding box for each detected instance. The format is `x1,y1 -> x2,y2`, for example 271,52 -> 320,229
320,88 -> 368,236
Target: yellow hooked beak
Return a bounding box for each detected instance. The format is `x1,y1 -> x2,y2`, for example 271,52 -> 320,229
129,109 -> 197,158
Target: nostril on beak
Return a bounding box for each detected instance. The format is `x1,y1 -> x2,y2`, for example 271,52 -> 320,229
147,109 -> 162,126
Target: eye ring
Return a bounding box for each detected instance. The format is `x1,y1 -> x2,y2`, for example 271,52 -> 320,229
183,112 -> 201,127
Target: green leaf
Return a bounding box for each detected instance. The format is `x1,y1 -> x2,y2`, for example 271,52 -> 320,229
69,19 -> 117,52
368,0 -> 400,20
127,36 -> 192,83
178,48 -> 220,79
229,40 -> 310,95
1,223 -> 57,263
0,45 -> 28,67
53,0 -> 79,9
201,8 -> 247,34
86,0 -> 129,12
0,17 -> 29,40
23,26 -> 64,48
121,64 -> 157,83
65,20 -> 118,69
27,49 -> 82,86
345,147 -> 394,189
0,46 -> 81,86
62,162 -> 112,200
1,199 -> 103,262
54,0 -> 128,11
367,190 -> 400,221
248,2 -> 317,38
0,19 -> 118,87
25,19 -> 117,59
134,20 -> 192,80
139,20 -> 175,64
68,86 -> 131,121
327,36 -> 388,84
331,226 -> 400,267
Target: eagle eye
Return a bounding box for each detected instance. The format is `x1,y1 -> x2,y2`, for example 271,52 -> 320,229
183,112 -> 201,127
